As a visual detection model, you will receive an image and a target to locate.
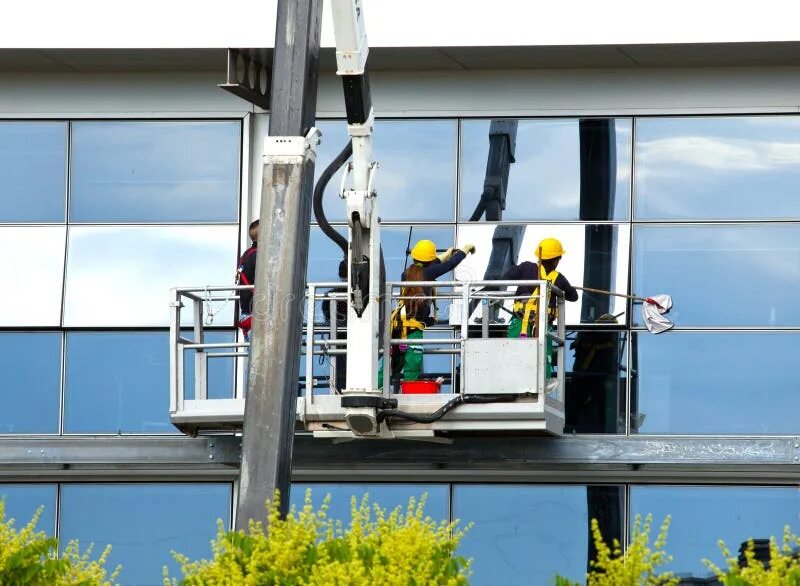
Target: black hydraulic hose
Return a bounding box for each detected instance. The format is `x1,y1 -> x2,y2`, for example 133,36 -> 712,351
313,140 -> 352,255
378,394 -> 519,425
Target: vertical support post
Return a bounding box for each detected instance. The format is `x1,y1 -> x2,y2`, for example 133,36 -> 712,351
459,284 -> 470,394
169,289 -> 181,414
305,285 -> 316,401
236,0 -> 323,529
193,298 -> 207,401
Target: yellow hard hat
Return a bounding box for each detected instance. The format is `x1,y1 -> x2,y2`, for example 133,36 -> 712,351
535,237 -> 565,260
411,239 -> 437,262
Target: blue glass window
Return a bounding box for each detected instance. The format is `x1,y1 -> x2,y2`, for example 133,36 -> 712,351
0,333 -> 61,434
633,224 -> 800,327
633,331 -> 800,434
0,484 -> 57,534
63,225 -> 238,327
460,118 -> 631,221
0,227 -> 66,327
59,483 -> 231,586
70,121 -> 240,223
291,483 -> 449,524
635,116 -> 800,220
0,122 -> 67,222
183,330 -> 236,400
64,332 -> 174,434
631,486 -> 800,579
454,485 -> 623,586
314,120 -> 457,222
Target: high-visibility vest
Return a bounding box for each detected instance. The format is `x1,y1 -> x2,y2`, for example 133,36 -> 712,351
513,264 -> 560,336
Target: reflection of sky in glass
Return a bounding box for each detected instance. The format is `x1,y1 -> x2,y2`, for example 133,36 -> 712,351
0,332 -> 60,434
0,122 -> 66,222
183,330 -> 236,400
0,226 -> 65,326
633,224 -> 800,326
0,484 -> 57,535
455,485 -> 590,585
460,118 -> 631,220
70,121 -> 240,222
635,332 -> 800,434
314,120 -> 456,222
636,116 -> 800,219
60,484 -> 231,586
64,332 -> 175,434
64,225 -> 238,327
291,483 -> 449,526
456,224 -> 629,325
632,486 -> 800,578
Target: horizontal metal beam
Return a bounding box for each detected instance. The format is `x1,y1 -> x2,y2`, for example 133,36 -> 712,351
291,434 -> 800,483
0,436 -> 241,479
1,435 -> 799,484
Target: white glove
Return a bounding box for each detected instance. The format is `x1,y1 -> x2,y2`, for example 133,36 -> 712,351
460,243 -> 476,255
437,247 -> 454,262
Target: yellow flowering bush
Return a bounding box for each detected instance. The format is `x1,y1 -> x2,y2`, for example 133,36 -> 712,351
704,526 -> 800,585
0,499 -> 120,586
165,490 -> 470,586
554,514 -> 678,586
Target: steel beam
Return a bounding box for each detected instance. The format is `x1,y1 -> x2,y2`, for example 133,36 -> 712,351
236,0 -> 323,529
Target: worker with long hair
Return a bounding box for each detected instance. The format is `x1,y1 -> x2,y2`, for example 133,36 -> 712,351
379,239 -> 475,387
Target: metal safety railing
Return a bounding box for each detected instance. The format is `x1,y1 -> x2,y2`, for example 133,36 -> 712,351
170,279 -> 565,424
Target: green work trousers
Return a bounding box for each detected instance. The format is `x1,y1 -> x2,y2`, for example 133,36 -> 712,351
507,315 -> 554,379
378,329 -> 424,388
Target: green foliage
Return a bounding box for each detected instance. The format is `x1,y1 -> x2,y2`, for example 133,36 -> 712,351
554,514 -> 678,586
165,489 -> 471,586
704,526 -> 800,585
0,498 -> 120,586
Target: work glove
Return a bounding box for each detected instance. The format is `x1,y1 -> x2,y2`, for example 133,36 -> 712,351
436,247 -> 454,262
460,243 -> 476,255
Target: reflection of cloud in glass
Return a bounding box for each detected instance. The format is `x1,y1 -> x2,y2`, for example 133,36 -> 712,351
635,116 -> 800,219
64,226 -> 238,327
314,120 -> 456,222
456,224 -> 630,325
70,121 -> 240,222
634,224 -> 800,326
0,227 -> 65,326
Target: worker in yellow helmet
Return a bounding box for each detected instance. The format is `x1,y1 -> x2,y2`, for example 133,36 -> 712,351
379,239 -> 475,387
502,237 -> 578,375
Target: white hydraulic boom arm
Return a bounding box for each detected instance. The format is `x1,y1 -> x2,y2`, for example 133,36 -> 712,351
330,0 -> 390,435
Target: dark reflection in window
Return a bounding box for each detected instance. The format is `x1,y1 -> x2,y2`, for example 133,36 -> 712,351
70,121 -> 240,222
314,120 -> 457,222
64,332 -> 175,434
636,116 -> 800,220
0,122 -> 67,222
290,483 -> 449,524
565,329 -> 627,434
0,333 -> 61,434
460,118 -> 631,221
59,483 -> 231,586
631,486 -> 800,578
632,332 -> 800,434
633,224 -> 800,327
454,485 -> 623,586
0,484 -> 57,534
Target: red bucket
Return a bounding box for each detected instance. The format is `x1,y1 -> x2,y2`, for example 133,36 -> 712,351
400,380 -> 441,394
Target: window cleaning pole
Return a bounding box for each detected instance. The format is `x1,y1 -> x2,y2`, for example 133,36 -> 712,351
235,0 -> 323,529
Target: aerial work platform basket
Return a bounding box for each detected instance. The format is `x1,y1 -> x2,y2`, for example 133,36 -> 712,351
169,280 -> 566,438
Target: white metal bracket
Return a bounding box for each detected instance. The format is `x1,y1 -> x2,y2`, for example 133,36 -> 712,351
263,127 -> 322,161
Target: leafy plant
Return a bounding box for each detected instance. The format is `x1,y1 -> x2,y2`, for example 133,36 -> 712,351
554,514 -> 678,586
0,498 -> 120,586
165,489 -> 471,586
704,526 -> 800,585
